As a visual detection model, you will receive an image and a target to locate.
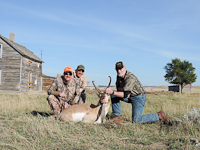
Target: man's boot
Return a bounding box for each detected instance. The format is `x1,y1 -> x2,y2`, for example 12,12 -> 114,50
157,111 -> 170,125
109,115 -> 123,123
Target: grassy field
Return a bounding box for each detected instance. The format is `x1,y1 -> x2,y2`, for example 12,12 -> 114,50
0,88 -> 200,149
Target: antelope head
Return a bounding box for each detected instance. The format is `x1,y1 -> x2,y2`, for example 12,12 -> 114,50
92,76 -> 111,104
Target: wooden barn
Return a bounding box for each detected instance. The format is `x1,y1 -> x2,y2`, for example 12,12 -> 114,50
42,74 -> 55,91
0,33 -> 43,92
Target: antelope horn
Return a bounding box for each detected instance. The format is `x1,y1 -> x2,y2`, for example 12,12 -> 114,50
106,76 -> 111,89
92,81 -> 101,93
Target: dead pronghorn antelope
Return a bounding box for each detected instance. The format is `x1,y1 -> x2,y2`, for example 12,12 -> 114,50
58,76 -> 111,123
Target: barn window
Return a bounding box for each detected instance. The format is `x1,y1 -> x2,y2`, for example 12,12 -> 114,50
28,72 -> 33,89
28,72 -> 32,82
0,44 -> 2,58
27,61 -> 32,65
35,74 -> 37,85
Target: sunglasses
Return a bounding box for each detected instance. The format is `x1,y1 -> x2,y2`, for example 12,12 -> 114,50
64,72 -> 72,76
78,69 -> 84,72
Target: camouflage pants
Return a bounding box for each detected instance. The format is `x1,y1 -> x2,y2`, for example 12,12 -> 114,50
47,95 -> 69,115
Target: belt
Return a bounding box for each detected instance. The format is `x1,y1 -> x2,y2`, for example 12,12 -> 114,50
141,92 -> 146,95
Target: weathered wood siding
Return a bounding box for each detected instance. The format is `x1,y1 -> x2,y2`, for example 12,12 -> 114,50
20,57 -> 42,92
0,38 -> 21,91
0,38 -> 43,92
43,76 -> 55,91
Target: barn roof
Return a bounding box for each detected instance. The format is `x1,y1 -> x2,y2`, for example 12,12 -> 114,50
0,34 -> 43,63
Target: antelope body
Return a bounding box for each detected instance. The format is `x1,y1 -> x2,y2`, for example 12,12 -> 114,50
59,76 -> 111,123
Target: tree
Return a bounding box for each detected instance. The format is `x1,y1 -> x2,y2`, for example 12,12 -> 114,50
164,58 -> 197,93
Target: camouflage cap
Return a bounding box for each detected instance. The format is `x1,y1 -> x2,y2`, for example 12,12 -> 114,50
77,65 -> 85,71
115,61 -> 126,70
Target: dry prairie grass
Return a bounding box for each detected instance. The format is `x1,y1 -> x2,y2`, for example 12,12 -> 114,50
0,89 -> 200,149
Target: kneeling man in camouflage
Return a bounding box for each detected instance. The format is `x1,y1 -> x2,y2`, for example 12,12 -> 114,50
105,61 -> 170,124
47,66 -> 81,117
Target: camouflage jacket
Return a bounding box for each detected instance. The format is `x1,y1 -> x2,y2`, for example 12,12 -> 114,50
116,70 -> 145,96
47,75 -> 81,104
73,72 -> 87,93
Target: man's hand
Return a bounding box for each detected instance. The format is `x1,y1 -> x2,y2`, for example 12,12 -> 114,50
66,104 -> 71,108
106,87 -> 126,98
59,92 -> 67,98
105,87 -> 113,95
62,101 -> 71,109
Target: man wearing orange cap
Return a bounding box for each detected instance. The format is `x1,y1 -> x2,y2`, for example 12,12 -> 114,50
73,65 -> 87,103
47,66 -> 81,117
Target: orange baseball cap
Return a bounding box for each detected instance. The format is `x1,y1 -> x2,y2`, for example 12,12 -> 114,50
64,66 -> 73,73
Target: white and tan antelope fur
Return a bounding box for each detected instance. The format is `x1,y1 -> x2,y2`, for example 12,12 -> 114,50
59,76 -> 111,123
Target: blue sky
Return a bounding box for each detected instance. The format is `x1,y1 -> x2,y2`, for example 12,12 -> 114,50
1,0 -> 200,86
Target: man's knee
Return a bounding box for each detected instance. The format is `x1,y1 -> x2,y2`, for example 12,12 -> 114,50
132,117 -> 143,123
47,95 -> 61,114
47,95 -> 57,101
132,107 -> 144,123
47,95 -> 60,108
